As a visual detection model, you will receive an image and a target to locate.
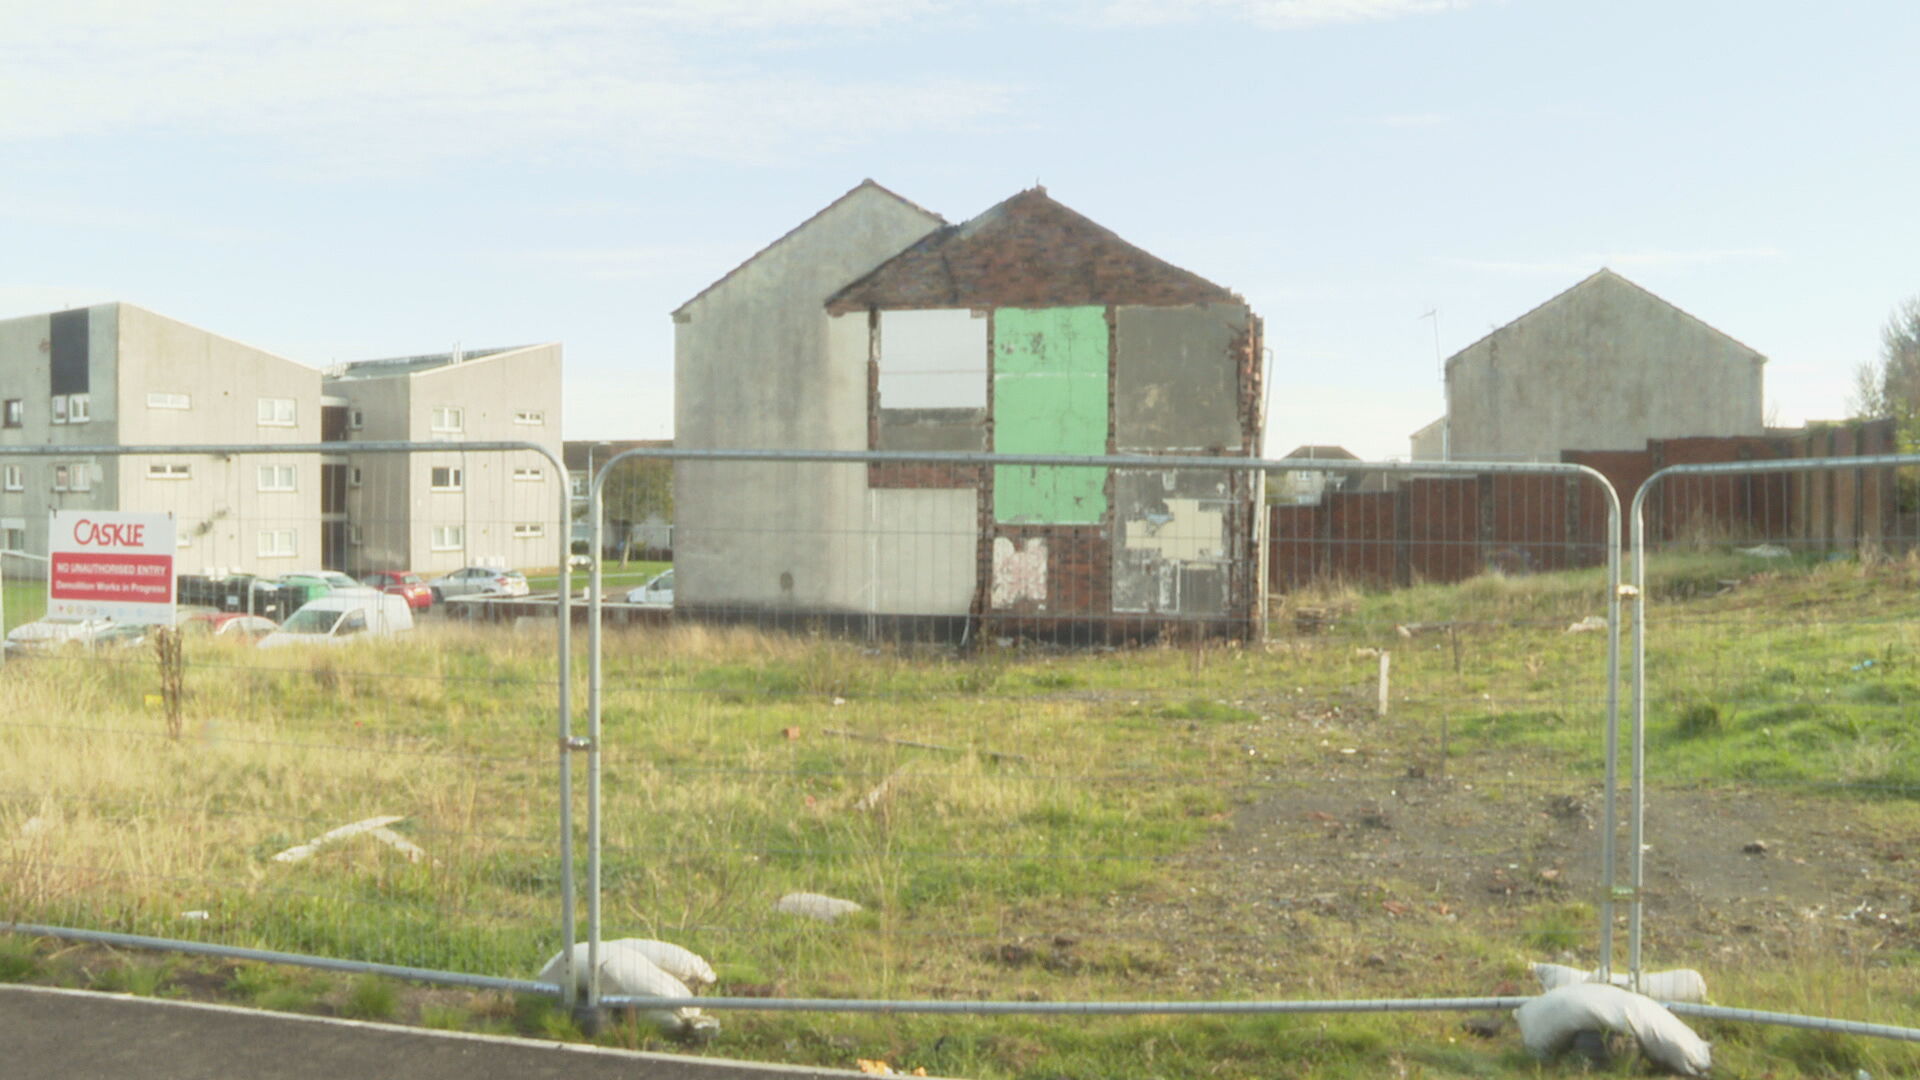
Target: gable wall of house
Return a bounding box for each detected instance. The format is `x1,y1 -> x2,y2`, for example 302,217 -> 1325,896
1446,274 -> 1765,461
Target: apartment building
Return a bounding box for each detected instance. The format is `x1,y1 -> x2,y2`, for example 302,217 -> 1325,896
324,345 -> 564,574
0,303 -> 321,574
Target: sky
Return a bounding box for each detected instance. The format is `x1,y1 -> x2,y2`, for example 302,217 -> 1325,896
4,0 -> 1917,461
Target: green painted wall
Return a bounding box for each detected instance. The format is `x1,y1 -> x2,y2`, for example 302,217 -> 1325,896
992,306 -> 1108,523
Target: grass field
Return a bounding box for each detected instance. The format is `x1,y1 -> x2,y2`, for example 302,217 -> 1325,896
2,549 -> 1916,1078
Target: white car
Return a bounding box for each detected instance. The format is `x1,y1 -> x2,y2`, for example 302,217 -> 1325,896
4,615 -> 116,656
625,570 -> 674,606
258,593 -> 415,649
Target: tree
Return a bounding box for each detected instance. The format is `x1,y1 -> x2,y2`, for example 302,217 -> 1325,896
599,457 -> 673,564
1850,296 -> 1920,420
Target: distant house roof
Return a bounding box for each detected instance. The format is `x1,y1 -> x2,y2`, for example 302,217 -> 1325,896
671,179 -> 946,319
825,186 -> 1239,314
1281,445 -> 1359,461
327,344 -> 533,381
1444,268 -> 1766,372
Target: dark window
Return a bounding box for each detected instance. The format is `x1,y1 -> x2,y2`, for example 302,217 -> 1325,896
2,399 -> 20,428
50,309 -> 89,395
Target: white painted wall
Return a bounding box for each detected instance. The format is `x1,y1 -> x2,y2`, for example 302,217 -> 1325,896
673,184 -> 944,612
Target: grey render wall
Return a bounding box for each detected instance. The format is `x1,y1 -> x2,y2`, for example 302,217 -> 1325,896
673,186 -> 944,611
1444,272 -> 1765,461
334,373 -> 413,572
329,343 -> 564,574
114,304 -> 323,574
1114,304 -> 1247,452
0,305 -> 121,562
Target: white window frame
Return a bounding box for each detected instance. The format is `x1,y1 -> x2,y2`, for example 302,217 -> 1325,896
50,396 -> 67,425
349,466 -> 363,487
430,466 -> 463,492
69,463 -> 91,492
348,524 -> 364,545
3,526 -> 26,552
257,464 -> 297,492
52,465 -> 69,492
257,397 -> 296,427
66,394 -> 89,423
349,408 -> 364,430
430,525 -> 464,551
2,465 -> 22,491
1,399 -> 20,427
257,528 -> 297,558
513,409 -> 544,426
512,522 -> 545,538
569,473 -> 588,498
147,392 -> 191,410
512,467 -> 543,482
148,463 -> 192,480
430,406 -> 464,433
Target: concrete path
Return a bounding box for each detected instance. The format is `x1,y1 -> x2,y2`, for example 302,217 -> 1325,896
2,984 -> 896,1080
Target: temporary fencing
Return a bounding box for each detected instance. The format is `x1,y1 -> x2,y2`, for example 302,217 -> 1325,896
0,441 -> 586,1000
1626,452 -> 1920,1017
7,437 -> 1916,1071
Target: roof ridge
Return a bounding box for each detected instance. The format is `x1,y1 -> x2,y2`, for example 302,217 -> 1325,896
671,179 -> 946,317
1444,268 -> 1765,371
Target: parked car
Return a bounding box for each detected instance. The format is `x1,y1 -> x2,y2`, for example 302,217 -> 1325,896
4,615 -> 115,656
359,570 -> 434,612
430,567 -> 530,602
90,606 -> 225,650
259,593 -> 415,649
624,569 -> 674,607
281,570 -> 376,605
183,612 -> 280,643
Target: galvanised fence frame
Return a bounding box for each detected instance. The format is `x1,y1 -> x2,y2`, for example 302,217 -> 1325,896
0,440 -> 592,1006
584,448 -> 1635,1020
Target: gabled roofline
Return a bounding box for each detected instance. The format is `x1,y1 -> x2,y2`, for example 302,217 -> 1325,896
1442,268 -> 1768,372
670,179 -> 946,318
823,185 -> 1239,313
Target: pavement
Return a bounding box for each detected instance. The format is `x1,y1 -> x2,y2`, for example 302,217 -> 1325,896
2,984 -> 896,1080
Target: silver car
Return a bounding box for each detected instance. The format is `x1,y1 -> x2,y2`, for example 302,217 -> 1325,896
429,566 -> 531,601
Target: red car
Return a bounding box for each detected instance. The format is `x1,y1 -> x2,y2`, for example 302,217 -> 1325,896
360,570 -> 434,612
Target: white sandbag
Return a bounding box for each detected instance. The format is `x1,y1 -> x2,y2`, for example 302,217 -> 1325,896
1515,983 -> 1711,1077
775,891 -> 863,921
535,942 -> 719,1039
1529,962 -> 1709,1002
604,937 -> 717,987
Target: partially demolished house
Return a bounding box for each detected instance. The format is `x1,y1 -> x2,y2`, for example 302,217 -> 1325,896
673,182 -> 1265,640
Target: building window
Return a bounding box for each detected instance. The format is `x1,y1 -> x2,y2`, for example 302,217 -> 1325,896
349,408 -> 364,430
569,472 -> 587,498
348,524 -> 364,545
51,396 -> 67,424
257,397 -> 296,426
512,467 -> 543,482
430,525 -> 464,550
53,464 -> 89,492
147,392 -> 191,410
430,466 -> 463,491
349,466 -> 363,487
257,529 -> 296,557
430,406 -> 464,433
257,464 -> 297,491
66,394 -> 90,423
513,409 -> 544,425
2,465 -> 22,491
512,522 -> 545,538
2,526 -> 24,551
148,463 -> 192,480
2,399 -> 20,428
